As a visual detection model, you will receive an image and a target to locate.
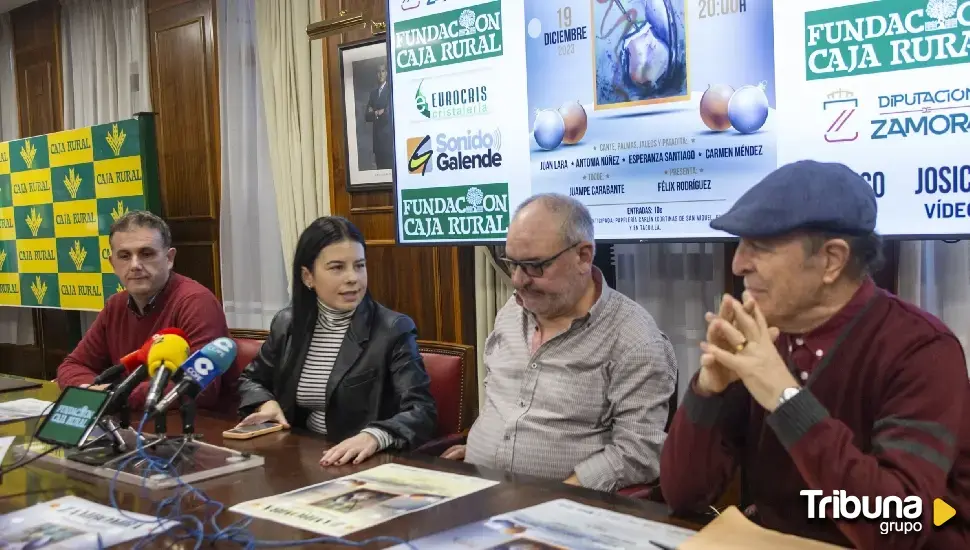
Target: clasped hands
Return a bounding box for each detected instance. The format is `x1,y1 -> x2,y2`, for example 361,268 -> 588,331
236,400 -> 379,466
697,291 -> 800,413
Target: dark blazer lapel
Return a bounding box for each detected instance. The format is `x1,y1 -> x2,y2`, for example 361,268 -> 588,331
325,295 -> 374,405
278,313 -> 314,415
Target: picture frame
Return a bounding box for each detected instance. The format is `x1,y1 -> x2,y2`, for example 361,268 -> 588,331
339,36 -> 394,192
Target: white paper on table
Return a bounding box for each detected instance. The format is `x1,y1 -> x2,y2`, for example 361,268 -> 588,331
0,398 -> 53,423
0,435 -> 14,464
0,495 -> 177,549
396,498 -> 697,549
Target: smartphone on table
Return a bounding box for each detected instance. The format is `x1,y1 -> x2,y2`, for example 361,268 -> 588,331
222,422 -> 283,440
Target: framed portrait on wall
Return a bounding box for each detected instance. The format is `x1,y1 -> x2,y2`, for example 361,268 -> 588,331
339,36 -> 393,192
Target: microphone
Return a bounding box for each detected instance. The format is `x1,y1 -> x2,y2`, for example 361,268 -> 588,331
153,337 -> 237,415
103,335 -> 160,414
144,333 -> 190,411
91,347 -> 146,385
92,364 -> 126,385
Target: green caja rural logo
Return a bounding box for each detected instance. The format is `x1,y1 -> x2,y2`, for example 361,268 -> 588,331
401,182 -> 509,241
393,0 -> 503,73
805,0 -> 970,80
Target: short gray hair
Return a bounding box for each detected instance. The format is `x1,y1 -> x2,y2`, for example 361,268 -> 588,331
514,193 -> 595,251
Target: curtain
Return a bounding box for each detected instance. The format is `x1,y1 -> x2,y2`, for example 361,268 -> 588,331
897,241 -> 970,372
0,13 -> 35,346
254,0 -> 330,285
60,0 -> 151,332
613,243 -> 726,403
61,0 -> 150,128
474,247 -> 514,404
217,0 -> 289,329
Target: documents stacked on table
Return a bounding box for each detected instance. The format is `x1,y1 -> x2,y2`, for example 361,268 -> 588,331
230,463 -> 499,537
0,496 -> 176,549
0,398 -> 52,423
395,498 -> 697,549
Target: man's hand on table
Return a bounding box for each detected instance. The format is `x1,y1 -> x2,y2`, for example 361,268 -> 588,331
441,445 -> 466,460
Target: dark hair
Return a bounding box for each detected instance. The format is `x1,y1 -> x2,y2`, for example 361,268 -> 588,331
291,216 -> 367,345
803,232 -> 885,280
109,210 -> 172,249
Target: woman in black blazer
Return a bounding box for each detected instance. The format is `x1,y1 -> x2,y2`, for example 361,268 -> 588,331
235,216 -> 437,466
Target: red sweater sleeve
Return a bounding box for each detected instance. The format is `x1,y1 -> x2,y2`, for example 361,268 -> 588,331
56,310 -> 111,388
127,290 -> 230,412
660,376 -> 750,513
766,336 -> 966,550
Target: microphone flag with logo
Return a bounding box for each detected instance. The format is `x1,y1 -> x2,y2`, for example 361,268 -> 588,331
102,328 -> 188,414
153,337 -> 237,415
144,332 -> 190,411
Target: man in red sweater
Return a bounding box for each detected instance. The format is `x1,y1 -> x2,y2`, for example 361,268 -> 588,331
57,211 -> 229,411
660,160 -> 969,550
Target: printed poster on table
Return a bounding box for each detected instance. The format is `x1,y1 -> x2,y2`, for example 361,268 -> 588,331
0,496 -> 177,549
229,463 -> 498,537
773,0 -> 970,238
392,498 -> 697,549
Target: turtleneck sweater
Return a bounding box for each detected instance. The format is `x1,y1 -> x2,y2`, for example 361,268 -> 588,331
295,298 -> 393,449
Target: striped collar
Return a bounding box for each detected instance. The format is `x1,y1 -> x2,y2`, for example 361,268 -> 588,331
317,298 -> 355,324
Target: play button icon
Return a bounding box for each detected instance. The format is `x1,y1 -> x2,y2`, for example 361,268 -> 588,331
934,498 -> 956,527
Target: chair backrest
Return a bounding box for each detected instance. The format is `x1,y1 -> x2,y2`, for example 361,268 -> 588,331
226,329 -> 269,409
224,330 -> 475,436
417,340 -> 475,437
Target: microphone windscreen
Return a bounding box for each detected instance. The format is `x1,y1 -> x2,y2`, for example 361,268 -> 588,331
156,327 -> 188,339
181,337 -> 237,392
146,333 -> 190,375
119,349 -> 143,371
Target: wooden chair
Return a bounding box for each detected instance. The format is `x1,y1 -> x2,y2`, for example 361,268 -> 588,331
417,340 -> 476,438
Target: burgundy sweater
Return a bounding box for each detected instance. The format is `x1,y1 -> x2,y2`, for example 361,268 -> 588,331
57,273 -> 230,412
661,285 -> 970,550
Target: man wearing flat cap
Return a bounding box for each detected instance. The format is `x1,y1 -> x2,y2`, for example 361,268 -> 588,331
660,160 -> 969,550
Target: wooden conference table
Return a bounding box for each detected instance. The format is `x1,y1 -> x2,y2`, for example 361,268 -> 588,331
0,378 -> 700,548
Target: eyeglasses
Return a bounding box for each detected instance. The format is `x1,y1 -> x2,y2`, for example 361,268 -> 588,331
500,242 -> 580,278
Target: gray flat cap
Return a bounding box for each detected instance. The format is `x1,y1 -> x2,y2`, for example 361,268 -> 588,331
710,160 -> 877,238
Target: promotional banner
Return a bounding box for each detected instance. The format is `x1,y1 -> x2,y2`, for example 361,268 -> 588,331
526,0 -> 776,241
389,0 -> 777,243
389,0 -> 970,244
773,0 -> 970,237
0,116 -> 160,310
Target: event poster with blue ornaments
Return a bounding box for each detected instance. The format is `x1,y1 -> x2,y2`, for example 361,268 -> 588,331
389,0 -> 970,244
524,0 -> 777,240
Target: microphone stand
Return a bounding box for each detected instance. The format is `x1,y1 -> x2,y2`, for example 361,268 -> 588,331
98,416 -> 128,453
179,397 -> 197,438
91,384 -> 132,453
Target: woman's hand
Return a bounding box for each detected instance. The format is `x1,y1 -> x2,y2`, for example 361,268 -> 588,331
236,400 -> 290,429
320,433 -> 380,466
